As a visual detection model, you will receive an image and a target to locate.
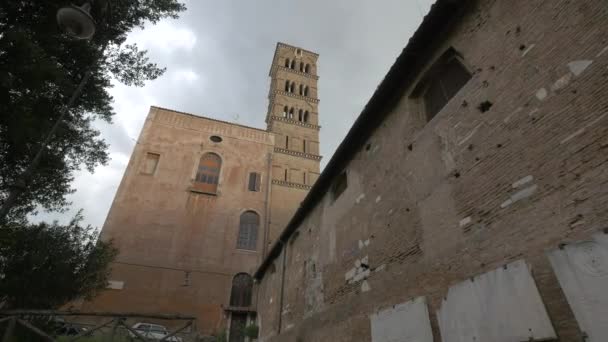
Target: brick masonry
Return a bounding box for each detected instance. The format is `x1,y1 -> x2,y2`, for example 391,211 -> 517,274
256,0 -> 608,341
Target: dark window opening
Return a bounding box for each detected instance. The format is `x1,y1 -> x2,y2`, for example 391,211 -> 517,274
284,58 -> 290,68
290,60 -> 295,69
284,80 -> 290,92
285,136 -> 289,149
229,273 -> 253,306
305,64 -> 310,73
304,86 -> 309,97
210,135 -> 222,143
299,62 -> 304,72
331,171 -> 347,201
298,109 -> 303,121
282,106 -> 288,117
284,169 -> 288,181
142,152 -> 160,175
248,172 -> 261,192
193,153 -> 221,194
304,111 -> 309,123
236,212 -> 259,250
419,50 -> 471,121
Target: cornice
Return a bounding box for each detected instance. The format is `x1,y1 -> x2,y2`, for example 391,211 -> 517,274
268,116 -> 321,131
272,90 -> 320,104
271,65 -> 319,80
274,147 -> 322,161
272,179 -> 313,190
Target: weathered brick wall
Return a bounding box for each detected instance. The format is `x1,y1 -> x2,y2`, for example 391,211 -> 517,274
256,0 -> 608,340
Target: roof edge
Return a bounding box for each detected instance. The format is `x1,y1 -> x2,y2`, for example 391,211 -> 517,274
151,106 -> 269,133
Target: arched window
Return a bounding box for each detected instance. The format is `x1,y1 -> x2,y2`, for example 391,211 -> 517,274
290,60 -> 295,69
289,108 -> 294,119
284,80 -> 290,92
304,86 -> 309,97
304,111 -> 309,123
289,82 -> 295,93
237,211 -> 259,251
299,84 -> 303,95
284,58 -> 290,68
194,153 -> 221,194
305,64 -> 310,73
283,106 -> 288,117
299,62 -> 304,72
230,273 -> 253,307
298,109 -> 303,121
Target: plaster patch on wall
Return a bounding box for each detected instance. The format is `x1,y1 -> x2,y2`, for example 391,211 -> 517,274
364,239 -> 370,247
269,297 -> 273,304
500,184 -> 538,208
568,60 -> 593,77
355,193 -> 366,204
375,195 -> 382,203
374,264 -> 386,272
512,175 -> 534,188
345,267 -> 357,281
504,107 -> 522,123
521,44 -> 536,57
547,233 -> 608,342
370,297 -> 433,342
535,88 -> 548,100
284,323 -> 294,332
459,216 -> 472,227
560,112 -> 607,144
437,260 -> 556,342
361,280 -> 371,292
457,123 -> 482,146
107,280 -> 124,290
551,73 -> 573,91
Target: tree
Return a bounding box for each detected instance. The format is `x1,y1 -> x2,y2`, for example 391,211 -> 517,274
0,212 -> 118,309
0,0 -> 186,222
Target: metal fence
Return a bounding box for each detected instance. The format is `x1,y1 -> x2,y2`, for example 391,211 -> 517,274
0,310 -> 207,342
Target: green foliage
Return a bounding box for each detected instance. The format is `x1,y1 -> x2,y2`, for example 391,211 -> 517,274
0,211 -> 118,309
216,330 -> 227,342
0,0 -> 186,221
244,324 -> 259,339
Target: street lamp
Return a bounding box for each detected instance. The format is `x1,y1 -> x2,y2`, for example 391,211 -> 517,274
56,2 -> 97,39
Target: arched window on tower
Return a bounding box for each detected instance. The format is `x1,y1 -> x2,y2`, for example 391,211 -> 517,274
290,82 -> 295,93
304,86 -> 310,97
230,273 -> 253,307
305,64 -> 310,73
298,109 -> 303,122
299,84 -> 303,96
284,58 -> 290,68
304,111 -> 309,123
237,211 -> 259,250
299,62 -> 304,72
284,80 -> 290,92
289,108 -> 294,119
290,60 -> 295,69
283,106 -> 288,118
193,153 -> 221,194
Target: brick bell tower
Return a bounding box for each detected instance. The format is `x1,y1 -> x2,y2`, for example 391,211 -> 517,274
265,43 -> 321,249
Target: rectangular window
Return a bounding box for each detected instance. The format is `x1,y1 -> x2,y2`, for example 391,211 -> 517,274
303,139 -> 306,153
303,171 -> 306,185
286,136 -> 289,149
284,169 -> 288,182
142,153 -> 160,175
417,49 -> 472,121
331,171 -> 347,201
248,172 -> 261,192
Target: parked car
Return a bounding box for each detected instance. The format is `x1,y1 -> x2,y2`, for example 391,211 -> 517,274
128,323 -> 182,342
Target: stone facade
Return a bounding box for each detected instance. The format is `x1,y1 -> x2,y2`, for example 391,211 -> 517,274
83,43 -> 321,338
255,1 -> 608,341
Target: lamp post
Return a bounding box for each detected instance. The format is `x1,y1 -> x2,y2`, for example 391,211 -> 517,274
0,2 -> 103,222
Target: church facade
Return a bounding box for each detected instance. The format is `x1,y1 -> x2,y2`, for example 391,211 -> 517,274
83,43 -> 321,338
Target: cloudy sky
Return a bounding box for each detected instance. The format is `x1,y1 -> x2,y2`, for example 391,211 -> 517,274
40,0 -> 434,228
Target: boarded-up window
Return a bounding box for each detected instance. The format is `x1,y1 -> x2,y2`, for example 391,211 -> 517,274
437,259 -> 556,342
237,211 -> 259,250
548,233 -> 608,342
248,172 -> 261,192
331,171 -> 347,201
230,273 -> 253,307
142,153 -> 160,175
420,50 -> 471,121
193,153 -> 221,194
370,297 -> 433,342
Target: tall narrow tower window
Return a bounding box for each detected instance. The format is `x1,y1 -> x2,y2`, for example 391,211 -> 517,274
299,84 -> 303,96
304,111 -> 309,123
305,64 -> 310,73
283,106 -> 288,117
290,60 -> 295,69
290,82 -> 295,93
303,139 -> 306,153
298,109 -> 303,121
289,108 -> 294,119
285,136 -> 289,149
284,58 -> 290,68
304,86 -> 309,97
284,80 -> 290,92
236,212 -> 259,251
248,172 -> 261,192
300,62 -> 304,72
193,153 -> 221,194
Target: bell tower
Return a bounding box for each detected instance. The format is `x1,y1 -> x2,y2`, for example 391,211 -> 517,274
266,43 -> 321,248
